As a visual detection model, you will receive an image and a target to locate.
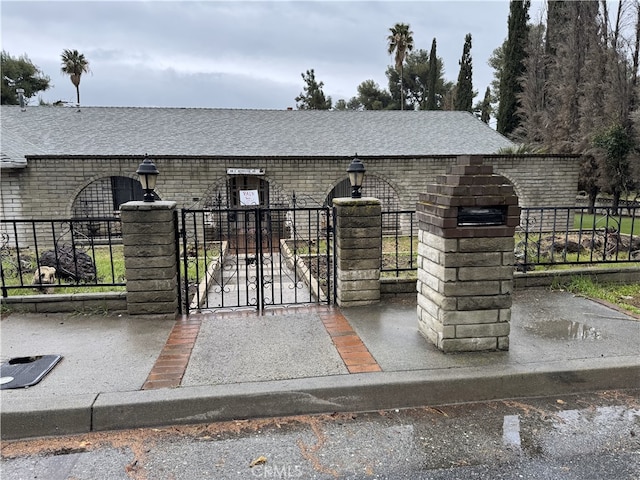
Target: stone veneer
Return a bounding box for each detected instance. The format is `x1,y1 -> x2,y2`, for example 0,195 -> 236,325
416,155 -> 520,352
1,155 -> 579,223
333,197 -> 382,307
121,201 -> 179,316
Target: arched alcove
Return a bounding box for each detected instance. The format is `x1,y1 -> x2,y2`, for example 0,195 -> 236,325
324,175 -> 401,210
71,176 -> 149,218
197,175 -> 293,209
325,174 -> 402,232
70,176 -> 152,238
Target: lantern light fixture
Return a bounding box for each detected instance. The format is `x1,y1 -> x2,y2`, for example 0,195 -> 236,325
347,154 -> 366,199
136,155 -> 159,202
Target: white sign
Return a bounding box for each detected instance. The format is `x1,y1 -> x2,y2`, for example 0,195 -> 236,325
239,190 -> 260,206
227,168 -> 265,175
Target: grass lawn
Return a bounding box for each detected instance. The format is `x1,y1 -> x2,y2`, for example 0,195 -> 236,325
561,277 -> 640,316
1,245 -> 126,295
3,241 -> 222,297
574,212 -> 640,235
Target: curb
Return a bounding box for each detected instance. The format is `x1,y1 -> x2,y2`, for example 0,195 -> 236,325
2,357 -> 638,440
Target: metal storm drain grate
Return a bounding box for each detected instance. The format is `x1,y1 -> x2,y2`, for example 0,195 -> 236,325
0,355 -> 63,389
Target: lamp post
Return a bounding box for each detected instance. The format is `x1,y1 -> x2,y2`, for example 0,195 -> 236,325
136,155 -> 159,202
347,155 -> 366,199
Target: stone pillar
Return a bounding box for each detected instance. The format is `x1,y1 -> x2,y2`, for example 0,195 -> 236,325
416,155 -> 520,352
121,201 -> 179,316
333,198 -> 382,307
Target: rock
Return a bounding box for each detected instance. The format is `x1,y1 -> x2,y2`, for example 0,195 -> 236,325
39,245 -> 96,282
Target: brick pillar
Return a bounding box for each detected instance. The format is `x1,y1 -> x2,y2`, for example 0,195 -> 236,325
416,155 -> 520,352
333,198 -> 382,307
121,201 -> 179,316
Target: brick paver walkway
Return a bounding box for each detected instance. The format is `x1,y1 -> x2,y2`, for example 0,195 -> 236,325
142,306 -> 380,390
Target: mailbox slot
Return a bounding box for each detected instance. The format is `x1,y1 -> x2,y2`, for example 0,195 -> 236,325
457,206 -> 507,226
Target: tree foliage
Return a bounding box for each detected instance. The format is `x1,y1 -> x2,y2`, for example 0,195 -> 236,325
426,38 -> 439,110
295,69 -> 332,110
511,1 -> 640,212
387,23 -> 414,71
328,25 -> 454,113
60,49 -> 90,105
384,47 -> 451,111
516,23 -> 547,144
592,123 -> 635,212
475,86 -> 492,124
354,79 -> 393,110
488,41 -> 505,108
334,97 -> 363,111
402,49 -> 429,109
386,50 -> 425,110
1,51 -> 51,105
496,0 -> 530,136
387,23 -> 414,110
454,33 -> 474,112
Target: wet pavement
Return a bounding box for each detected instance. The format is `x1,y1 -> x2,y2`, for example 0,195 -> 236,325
182,311 -> 346,385
2,391 -> 639,479
0,288 -> 639,440
345,290 -> 640,370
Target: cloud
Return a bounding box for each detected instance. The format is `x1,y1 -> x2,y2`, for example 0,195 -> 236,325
2,0 -> 515,109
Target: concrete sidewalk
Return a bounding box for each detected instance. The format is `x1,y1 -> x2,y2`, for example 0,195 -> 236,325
1,289 -> 639,440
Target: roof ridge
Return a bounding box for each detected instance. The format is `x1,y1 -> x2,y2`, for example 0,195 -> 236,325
1,105 -> 480,113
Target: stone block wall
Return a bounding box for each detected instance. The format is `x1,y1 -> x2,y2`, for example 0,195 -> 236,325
490,155 -> 580,207
0,169 -> 23,220
1,154 -> 580,223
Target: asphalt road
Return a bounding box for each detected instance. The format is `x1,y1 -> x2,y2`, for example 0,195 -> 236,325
2,390 -> 639,480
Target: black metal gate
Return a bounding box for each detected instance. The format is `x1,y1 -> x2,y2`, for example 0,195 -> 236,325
178,205 -> 334,314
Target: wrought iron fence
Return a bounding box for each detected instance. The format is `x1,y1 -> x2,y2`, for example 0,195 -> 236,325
381,210 -> 416,276
1,217 -> 124,297
179,203 -> 334,314
380,207 -> 639,276
515,206 -> 639,270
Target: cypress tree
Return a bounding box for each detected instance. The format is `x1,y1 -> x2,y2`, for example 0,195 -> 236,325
426,38 -> 438,110
454,33 -> 474,112
497,0 -> 530,136
479,86 -> 492,124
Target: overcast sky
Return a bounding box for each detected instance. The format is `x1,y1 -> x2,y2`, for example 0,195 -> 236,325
1,0 -> 546,111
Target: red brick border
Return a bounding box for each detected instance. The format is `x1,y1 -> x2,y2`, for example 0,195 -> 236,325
142,315 -> 202,390
317,307 -> 382,373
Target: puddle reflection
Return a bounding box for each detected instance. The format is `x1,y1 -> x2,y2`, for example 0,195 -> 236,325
525,319 -> 602,340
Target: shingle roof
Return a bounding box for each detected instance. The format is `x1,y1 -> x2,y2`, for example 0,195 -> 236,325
0,128 -> 46,168
1,106 -> 513,162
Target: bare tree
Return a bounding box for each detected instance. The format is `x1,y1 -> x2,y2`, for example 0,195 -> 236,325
515,23 -> 548,144
515,0 -> 639,209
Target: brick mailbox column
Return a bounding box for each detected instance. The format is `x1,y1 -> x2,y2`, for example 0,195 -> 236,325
416,155 -> 520,352
121,201 -> 179,316
333,198 -> 382,307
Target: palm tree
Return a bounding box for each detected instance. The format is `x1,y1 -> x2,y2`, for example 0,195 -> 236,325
387,23 -> 414,110
60,49 -> 90,106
